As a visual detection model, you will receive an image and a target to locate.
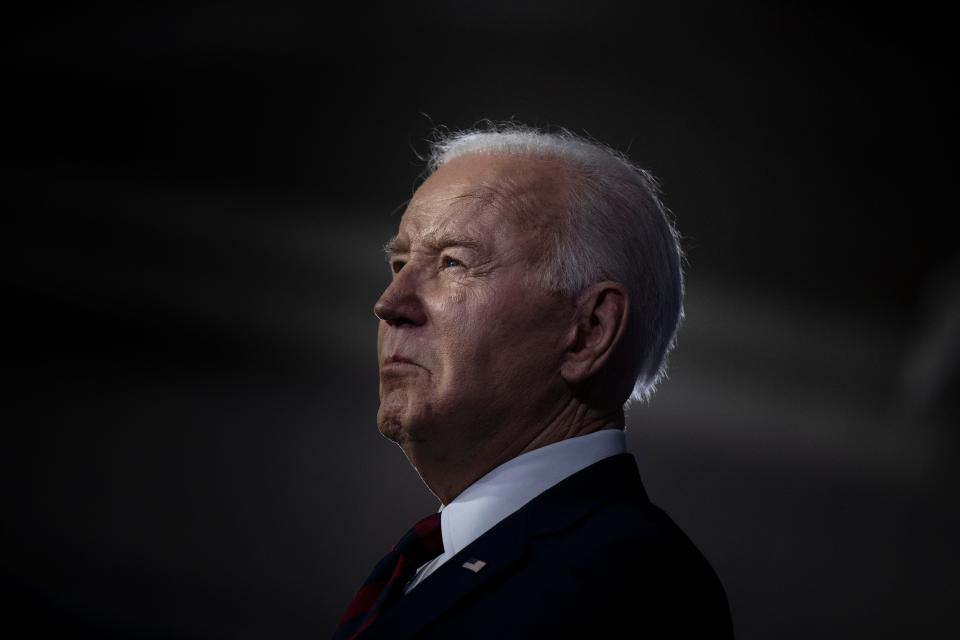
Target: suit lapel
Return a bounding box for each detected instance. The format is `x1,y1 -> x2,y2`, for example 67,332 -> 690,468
359,452 -> 647,640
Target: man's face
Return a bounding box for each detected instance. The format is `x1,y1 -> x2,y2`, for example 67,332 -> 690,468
374,153 -> 572,464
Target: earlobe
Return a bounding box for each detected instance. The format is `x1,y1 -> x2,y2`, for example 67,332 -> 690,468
560,282 -> 629,385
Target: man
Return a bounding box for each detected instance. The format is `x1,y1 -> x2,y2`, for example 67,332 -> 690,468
333,124 -> 734,639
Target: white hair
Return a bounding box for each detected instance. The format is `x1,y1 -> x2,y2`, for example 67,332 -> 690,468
425,123 -> 685,406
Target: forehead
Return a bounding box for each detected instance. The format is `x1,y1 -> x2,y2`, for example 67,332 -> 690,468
394,153 -> 570,246
398,184 -> 498,242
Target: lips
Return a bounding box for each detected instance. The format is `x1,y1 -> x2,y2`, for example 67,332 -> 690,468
382,355 -> 423,369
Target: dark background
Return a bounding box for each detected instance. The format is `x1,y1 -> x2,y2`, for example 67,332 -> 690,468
6,3 -> 958,638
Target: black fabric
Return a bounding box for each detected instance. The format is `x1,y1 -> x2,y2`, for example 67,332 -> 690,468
349,453 -> 735,639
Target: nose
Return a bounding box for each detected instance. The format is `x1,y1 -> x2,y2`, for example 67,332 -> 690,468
373,266 -> 428,327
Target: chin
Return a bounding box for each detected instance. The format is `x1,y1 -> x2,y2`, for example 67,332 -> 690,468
377,399 -> 434,447
376,404 -> 419,444
375,402 -> 403,439
379,386 -> 422,434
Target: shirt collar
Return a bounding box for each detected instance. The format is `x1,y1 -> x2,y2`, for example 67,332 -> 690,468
434,427 -> 627,558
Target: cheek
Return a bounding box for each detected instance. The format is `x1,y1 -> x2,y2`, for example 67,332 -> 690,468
436,300 -> 523,373
482,299 -> 565,373
429,295 -> 489,377
430,284 -> 559,379
432,285 -> 474,334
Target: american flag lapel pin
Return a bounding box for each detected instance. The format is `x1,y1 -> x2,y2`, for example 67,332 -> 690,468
462,558 -> 487,573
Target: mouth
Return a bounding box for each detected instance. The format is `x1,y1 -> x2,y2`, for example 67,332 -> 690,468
381,355 -> 424,371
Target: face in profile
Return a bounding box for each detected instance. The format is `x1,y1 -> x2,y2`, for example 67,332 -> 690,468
374,153 -> 573,464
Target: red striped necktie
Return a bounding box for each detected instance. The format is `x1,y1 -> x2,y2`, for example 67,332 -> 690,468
332,512 -> 444,639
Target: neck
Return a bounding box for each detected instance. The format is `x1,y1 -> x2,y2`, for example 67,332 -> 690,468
404,398 -> 625,506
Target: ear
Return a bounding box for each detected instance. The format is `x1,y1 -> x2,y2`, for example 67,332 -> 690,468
560,281 -> 630,385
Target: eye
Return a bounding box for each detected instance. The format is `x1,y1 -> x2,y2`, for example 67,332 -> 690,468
391,260 -> 406,274
441,256 -> 465,270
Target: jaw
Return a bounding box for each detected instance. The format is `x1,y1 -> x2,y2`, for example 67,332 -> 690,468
376,381 -> 433,446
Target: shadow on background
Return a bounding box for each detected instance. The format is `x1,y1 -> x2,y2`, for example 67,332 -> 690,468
6,3 -> 958,638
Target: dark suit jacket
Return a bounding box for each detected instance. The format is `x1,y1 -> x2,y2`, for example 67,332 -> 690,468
358,452 -> 734,639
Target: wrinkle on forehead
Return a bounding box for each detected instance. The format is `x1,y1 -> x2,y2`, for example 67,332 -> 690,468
407,153 -> 577,235
399,194 -> 497,246
452,183 -> 513,214
384,153 -> 581,277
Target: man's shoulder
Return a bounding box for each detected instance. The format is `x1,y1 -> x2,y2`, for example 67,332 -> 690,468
524,453 -> 705,561
534,487 -> 709,569
516,452 -> 723,586
523,489 -> 734,636
576,490 -> 708,559
585,495 -> 716,570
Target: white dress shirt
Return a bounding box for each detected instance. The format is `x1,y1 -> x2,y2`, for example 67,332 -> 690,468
402,427 -> 627,595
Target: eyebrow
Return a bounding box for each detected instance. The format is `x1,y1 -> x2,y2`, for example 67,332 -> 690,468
383,232 -> 485,262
